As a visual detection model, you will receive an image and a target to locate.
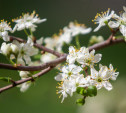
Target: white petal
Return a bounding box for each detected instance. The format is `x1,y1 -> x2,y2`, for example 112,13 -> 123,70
103,81 -> 113,91
54,74 -> 63,81
111,72 -> 119,81
94,24 -> 102,32
24,55 -> 31,64
99,66 -> 110,80
108,21 -> 119,28
123,6 -> 126,12
93,54 -> 102,63
91,67 -> 98,79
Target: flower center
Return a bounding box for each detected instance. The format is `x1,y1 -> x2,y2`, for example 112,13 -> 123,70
97,77 -> 102,83
68,72 -> 72,76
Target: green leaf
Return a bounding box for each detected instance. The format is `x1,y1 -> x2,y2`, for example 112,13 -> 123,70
0,77 -> 12,83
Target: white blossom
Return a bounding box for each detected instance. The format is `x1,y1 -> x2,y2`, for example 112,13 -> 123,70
69,22 -> 92,36
10,43 -> 19,54
12,11 -> 46,32
13,40 -> 38,65
108,6 -> 126,38
67,46 -> 102,66
77,48 -> 102,66
93,8 -> 114,32
57,80 -> 71,103
90,66 -> 112,91
67,46 -> 78,64
19,71 -> 30,78
41,53 -> 57,63
0,21 -> 12,41
55,64 -> 82,81
0,42 -> 11,56
109,64 -> 119,80
19,82 -> 31,92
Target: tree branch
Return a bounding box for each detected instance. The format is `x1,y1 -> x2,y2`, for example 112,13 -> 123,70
0,66 -> 53,93
0,54 -> 67,71
0,34 -> 125,93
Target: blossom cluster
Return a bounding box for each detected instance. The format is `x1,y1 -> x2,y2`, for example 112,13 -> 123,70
55,46 -> 119,103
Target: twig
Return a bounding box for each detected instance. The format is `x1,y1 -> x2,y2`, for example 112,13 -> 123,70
9,36 -> 62,57
0,67 -> 53,93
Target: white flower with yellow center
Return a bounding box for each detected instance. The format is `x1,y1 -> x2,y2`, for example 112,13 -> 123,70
77,47 -> 102,67
55,64 -> 82,81
90,66 -> 112,91
12,11 -> 46,32
99,64 -> 119,81
93,8 -> 114,32
108,6 -> 126,39
13,40 -> 38,65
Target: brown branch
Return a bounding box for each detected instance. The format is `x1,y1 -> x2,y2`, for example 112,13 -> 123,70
0,67 -> 53,93
89,37 -> 124,51
9,36 -> 62,57
0,54 -> 67,71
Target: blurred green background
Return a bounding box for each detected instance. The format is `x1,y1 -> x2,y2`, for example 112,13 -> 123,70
0,0 -> 126,113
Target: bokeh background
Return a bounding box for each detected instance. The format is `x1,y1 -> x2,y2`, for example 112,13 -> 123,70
0,0 -> 126,113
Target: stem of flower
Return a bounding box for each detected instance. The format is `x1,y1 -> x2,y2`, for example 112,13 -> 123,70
30,28 -> 34,37
75,35 -> 80,49
24,29 -> 29,36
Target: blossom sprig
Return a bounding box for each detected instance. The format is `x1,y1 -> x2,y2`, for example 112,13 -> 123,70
108,6 -> 126,40
55,46 -> 119,105
93,6 -> 126,41
0,7 -> 124,106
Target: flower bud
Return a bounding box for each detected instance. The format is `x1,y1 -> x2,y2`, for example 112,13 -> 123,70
11,43 -> 19,54
87,86 -> 97,97
19,71 -> 29,78
1,42 -> 11,56
76,87 -> 84,94
76,98 -> 85,105
76,87 -> 88,96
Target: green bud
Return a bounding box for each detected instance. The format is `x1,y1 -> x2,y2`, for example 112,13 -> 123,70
87,86 -> 97,97
76,87 -> 84,95
76,98 -> 85,105
76,87 -> 88,96
83,89 -> 88,96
